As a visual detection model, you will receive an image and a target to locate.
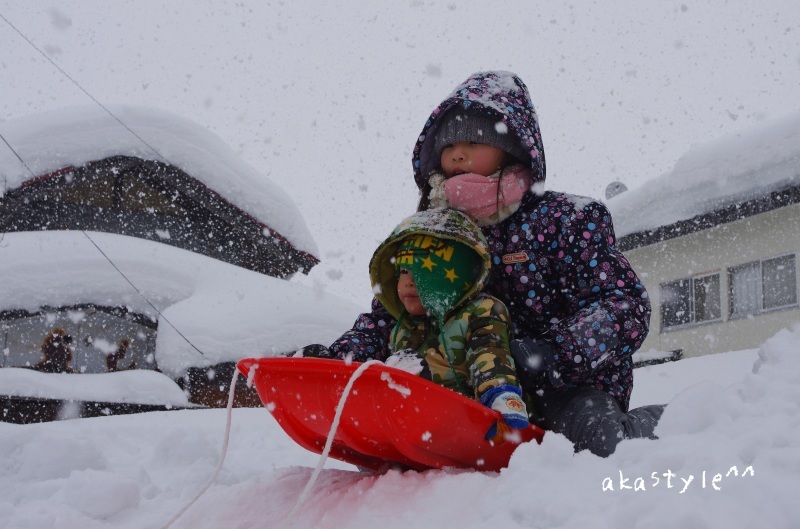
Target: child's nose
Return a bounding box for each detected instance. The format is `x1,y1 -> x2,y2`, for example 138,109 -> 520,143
447,143 -> 468,161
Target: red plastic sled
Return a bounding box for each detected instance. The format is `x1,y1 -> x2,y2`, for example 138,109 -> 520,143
237,357 -> 544,472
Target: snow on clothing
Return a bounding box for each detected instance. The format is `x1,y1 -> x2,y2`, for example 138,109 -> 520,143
370,208 -> 519,400
536,386 -> 663,458
330,71 -> 651,413
412,72 -> 546,187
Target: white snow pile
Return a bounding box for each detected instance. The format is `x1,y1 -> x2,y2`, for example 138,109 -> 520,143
0,368 -> 190,406
0,231 -> 362,378
608,110 -> 800,238
2,326 -> 798,529
0,105 -> 318,256
630,348 -> 678,365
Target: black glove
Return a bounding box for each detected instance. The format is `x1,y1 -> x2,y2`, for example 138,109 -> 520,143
510,338 -> 563,391
296,344 -> 335,359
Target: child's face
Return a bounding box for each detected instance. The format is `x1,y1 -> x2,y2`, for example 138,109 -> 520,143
396,269 -> 427,316
440,142 -> 506,178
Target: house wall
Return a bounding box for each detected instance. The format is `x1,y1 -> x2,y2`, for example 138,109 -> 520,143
623,203 -> 800,357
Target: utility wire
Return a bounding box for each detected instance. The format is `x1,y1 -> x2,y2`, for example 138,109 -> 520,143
0,131 -> 34,175
80,232 -> 206,356
0,12 -> 168,164
2,12 -> 264,244
0,13 -> 206,356
1,127 -> 206,356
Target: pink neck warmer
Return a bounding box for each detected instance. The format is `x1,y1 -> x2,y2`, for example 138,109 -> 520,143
442,166 -> 533,225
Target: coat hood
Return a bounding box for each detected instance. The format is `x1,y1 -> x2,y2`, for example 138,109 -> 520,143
412,70 -> 546,189
369,208 -> 492,321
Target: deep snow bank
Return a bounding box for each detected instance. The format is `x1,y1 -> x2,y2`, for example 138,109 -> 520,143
0,327 -> 798,529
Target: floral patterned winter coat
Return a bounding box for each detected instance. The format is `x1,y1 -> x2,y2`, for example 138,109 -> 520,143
330,71 -> 650,411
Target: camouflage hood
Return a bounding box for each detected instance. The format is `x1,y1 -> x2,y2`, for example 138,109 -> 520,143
412,70 -> 547,190
370,208 -> 492,321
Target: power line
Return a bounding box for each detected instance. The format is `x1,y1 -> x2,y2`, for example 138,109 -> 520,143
0,126 -> 207,356
0,12 -> 206,357
0,12 -> 168,164
80,232 -> 207,357
0,130 -> 34,175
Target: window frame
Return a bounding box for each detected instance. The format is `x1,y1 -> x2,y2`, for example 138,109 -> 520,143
660,271 -> 722,332
729,253 -> 798,319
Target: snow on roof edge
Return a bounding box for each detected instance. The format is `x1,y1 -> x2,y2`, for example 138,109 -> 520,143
607,110 -> 800,239
0,104 -> 319,257
0,231 -> 362,378
0,368 -> 192,406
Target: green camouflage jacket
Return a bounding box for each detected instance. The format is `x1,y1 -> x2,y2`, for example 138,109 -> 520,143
369,208 -> 519,399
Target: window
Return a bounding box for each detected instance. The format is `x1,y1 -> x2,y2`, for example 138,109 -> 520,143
694,274 -> 722,322
730,254 -> 797,317
661,273 -> 721,330
661,279 -> 690,328
0,305 -> 158,373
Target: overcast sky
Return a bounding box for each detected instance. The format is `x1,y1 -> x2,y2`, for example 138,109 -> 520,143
2,1 -> 799,304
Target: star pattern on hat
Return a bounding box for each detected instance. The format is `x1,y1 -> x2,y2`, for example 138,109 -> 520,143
392,232 -> 482,319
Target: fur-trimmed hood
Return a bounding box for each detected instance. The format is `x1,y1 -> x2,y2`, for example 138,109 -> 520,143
412,70 -> 546,190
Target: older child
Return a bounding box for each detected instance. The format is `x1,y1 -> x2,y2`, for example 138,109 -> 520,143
319,71 -> 663,457
370,208 -> 528,428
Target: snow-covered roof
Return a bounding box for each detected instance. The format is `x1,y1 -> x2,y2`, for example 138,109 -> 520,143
607,111 -> 800,239
0,231 -> 361,378
0,105 -> 318,256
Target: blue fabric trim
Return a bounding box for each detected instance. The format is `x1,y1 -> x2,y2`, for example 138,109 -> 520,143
479,383 -> 522,406
504,414 -> 529,429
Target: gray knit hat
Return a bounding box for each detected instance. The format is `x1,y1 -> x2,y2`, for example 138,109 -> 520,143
433,109 -> 530,164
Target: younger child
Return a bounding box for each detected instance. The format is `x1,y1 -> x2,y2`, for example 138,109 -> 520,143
369,207 -> 528,429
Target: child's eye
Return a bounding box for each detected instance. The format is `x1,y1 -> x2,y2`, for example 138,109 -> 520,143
398,268 -> 410,275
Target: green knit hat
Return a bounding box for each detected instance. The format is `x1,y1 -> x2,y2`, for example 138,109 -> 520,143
394,234 -> 481,320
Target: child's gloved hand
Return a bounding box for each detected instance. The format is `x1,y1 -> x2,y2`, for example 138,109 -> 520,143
480,385 -> 529,429
293,344 -> 334,358
385,349 -> 432,380
510,337 -> 563,389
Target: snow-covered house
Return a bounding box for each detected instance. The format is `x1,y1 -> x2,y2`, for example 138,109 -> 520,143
607,112 -> 800,358
1,106 -> 319,277
0,106 -> 360,414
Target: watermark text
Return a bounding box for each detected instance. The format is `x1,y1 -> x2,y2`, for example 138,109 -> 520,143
602,465 -> 754,494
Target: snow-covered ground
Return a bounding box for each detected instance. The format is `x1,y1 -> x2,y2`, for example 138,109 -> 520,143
2,326 -> 798,529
